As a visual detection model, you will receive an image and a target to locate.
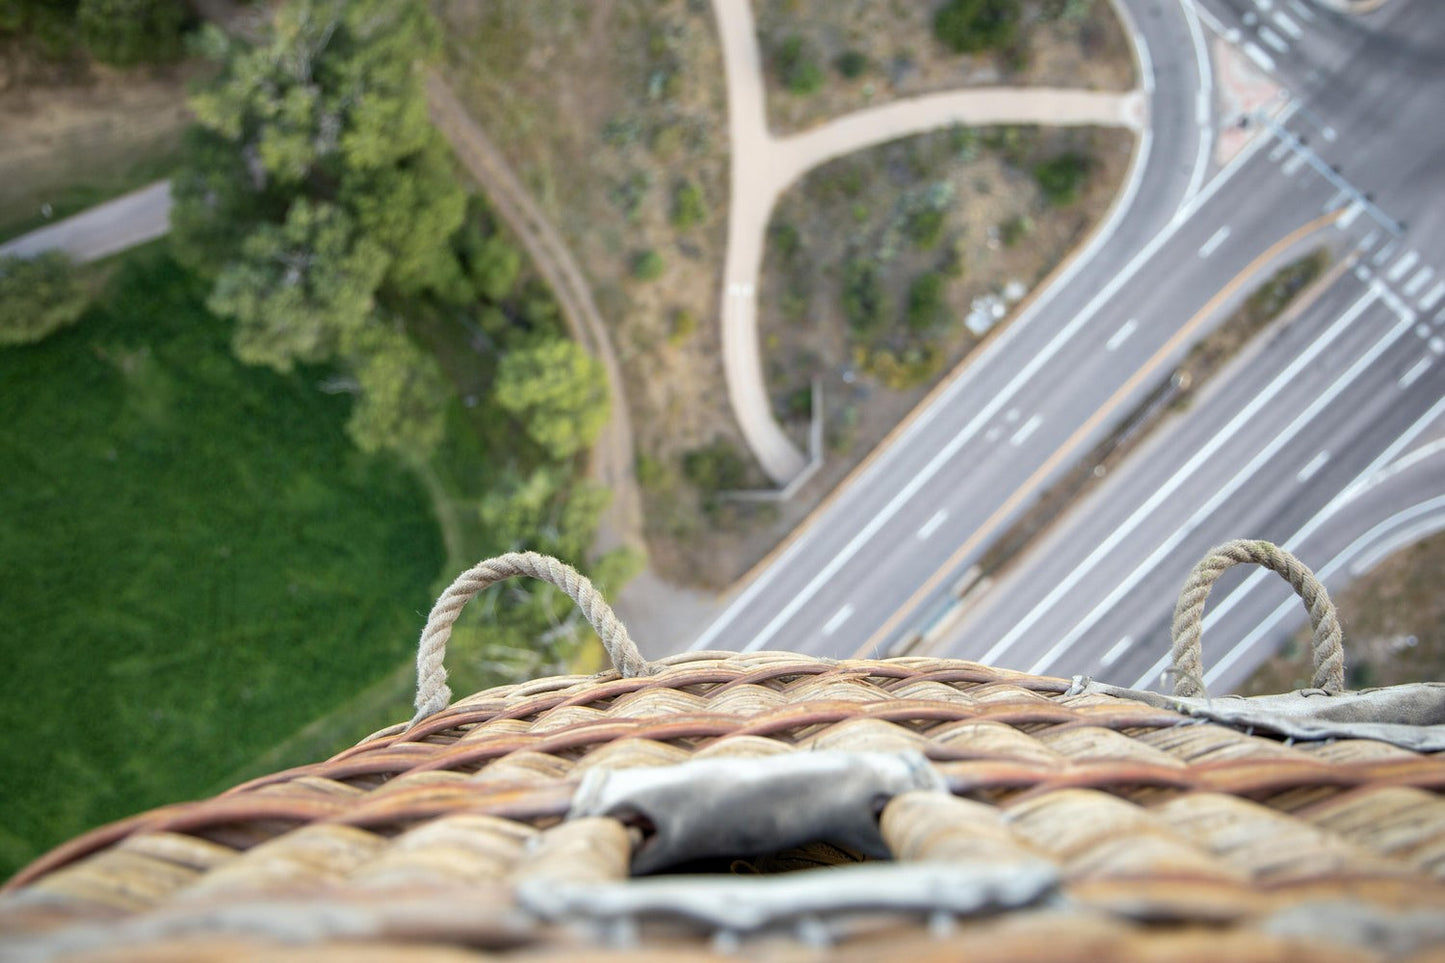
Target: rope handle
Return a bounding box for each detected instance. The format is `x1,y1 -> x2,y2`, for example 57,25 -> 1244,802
1169,539 -> 1343,697
412,552 -> 655,724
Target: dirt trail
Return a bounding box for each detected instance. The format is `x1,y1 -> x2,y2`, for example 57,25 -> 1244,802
423,72 -> 643,558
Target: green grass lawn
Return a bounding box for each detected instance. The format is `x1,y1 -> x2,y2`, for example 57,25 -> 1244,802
0,248 -> 443,879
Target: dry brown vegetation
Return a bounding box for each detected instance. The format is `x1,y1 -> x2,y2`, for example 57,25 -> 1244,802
753,0 -> 1135,134
435,0 -> 1135,587
1241,530 -> 1445,694
0,45 -> 198,238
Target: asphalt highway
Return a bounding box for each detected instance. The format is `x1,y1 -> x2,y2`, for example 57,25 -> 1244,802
687,0 -> 1445,693
685,0 -> 1211,654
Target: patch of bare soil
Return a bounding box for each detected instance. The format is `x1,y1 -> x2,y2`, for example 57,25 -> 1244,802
1240,530 -> 1445,694
753,0 -> 1135,134
436,0 -> 758,587
0,46 -> 198,236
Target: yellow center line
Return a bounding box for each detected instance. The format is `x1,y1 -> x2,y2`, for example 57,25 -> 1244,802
849,207 -> 1346,660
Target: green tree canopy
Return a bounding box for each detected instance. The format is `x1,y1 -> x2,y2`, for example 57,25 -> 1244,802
0,253 -> 89,347
343,324 -> 451,459
78,0 -> 185,67
493,336 -> 609,461
206,199 -> 387,371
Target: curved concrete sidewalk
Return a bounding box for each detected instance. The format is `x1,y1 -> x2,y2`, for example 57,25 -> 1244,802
711,0 -> 1146,484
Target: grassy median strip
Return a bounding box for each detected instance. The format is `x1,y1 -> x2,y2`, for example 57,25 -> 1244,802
977,247 -> 1331,579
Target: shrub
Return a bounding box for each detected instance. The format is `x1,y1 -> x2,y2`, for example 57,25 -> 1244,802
906,272 -> 950,334
631,249 -> 665,281
835,49 -> 868,78
841,260 -> 885,338
777,35 -> 824,95
770,222 -> 801,261
670,180 -> 708,229
0,253 -> 89,347
79,0 -> 186,67
683,439 -> 746,493
906,207 -> 947,250
668,307 -> 697,345
933,0 -> 1021,54
1000,214 -> 1033,247
1033,152 -> 1092,207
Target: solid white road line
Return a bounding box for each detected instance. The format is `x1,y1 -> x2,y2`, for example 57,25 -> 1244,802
1296,450 -> 1330,482
1010,415 -> 1044,447
1199,226 -> 1231,258
1133,365 -> 1445,691
994,287 -> 1383,672
1175,0 -> 1214,204
1106,319 -> 1138,351
1100,635 -> 1133,668
917,510 -> 948,540
1398,357 -> 1431,389
822,603 -> 855,636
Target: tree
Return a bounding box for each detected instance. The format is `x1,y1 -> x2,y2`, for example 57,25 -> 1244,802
933,0 -> 1020,54
78,0 -> 184,67
493,337 -> 609,460
0,253 -> 89,347
207,200 -> 387,371
343,324 -> 451,459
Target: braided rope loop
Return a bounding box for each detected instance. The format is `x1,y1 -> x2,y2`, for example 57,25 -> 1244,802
1169,539 -> 1344,697
412,552 -> 654,724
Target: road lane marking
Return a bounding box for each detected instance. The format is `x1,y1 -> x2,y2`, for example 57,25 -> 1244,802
1006,408 -> 1021,423
985,426 -> 1002,442
1431,336 -> 1445,355
1010,415 -> 1043,446
1100,636 -> 1133,668
917,510 -> 948,540
690,104 -> 1275,658
1106,319 -> 1138,351
1372,241 -> 1398,266
1287,0 -> 1315,21
1196,91 -> 1211,127
1386,250 -> 1419,283
1000,287 -> 1385,674
1357,229 -> 1379,253
1243,42 -> 1276,72
1398,357 -> 1431,388
1420,281 -> 1445,312
1136,393 -> 1445,690
1268,141 -> 1291,163
852,209 -> 1349,660
1376,282 -> 1418,324
1404,267 -> 1435,298
1336,200 -> 1364,228
822,603 -> 854,636
1258,26 -> 1289,53
1417,324 -> 1431,339
1198,226 -> 1231,258
1281,152 -> 1306,177
1296,450 -> 1330,482
1272,10 -> 1302,38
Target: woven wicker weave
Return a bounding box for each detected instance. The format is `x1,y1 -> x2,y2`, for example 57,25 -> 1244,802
4,558 -> 1445,960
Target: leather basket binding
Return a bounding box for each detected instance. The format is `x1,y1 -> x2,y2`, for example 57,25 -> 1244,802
3,544 -> 1444,961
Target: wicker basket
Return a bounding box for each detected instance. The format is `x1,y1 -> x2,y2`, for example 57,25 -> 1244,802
3,549 -> 1443,961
